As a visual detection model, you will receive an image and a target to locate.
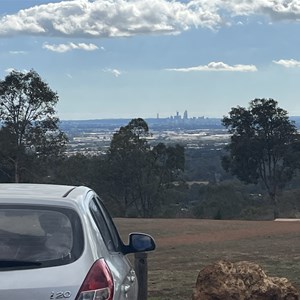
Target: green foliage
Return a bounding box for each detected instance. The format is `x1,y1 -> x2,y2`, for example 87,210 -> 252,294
192,183 -> 247,219
51,154 -> 96,185
185,147 -> 229,182
222,98 -> 300,218
105,118 -> 185,217
277,189 -> 300,218
0,70 -> 68,182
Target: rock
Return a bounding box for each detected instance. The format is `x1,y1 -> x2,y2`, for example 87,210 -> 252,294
192,260 -> 299,300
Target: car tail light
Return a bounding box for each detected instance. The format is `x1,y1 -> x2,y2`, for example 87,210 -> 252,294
75,259 -> 114,300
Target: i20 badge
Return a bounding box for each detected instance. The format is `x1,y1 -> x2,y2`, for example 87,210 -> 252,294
50,291 -> 71,299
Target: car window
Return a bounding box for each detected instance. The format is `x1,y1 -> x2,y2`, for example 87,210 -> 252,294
0,205 -> 83,270
89,197 -> 123,253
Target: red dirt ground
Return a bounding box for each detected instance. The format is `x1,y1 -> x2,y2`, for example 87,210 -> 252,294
115,218 -> 300,299
115,218 -> 300,247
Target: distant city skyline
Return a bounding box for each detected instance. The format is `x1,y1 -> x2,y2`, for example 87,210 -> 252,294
161,110 -> 213,120
1,1 -> 300,120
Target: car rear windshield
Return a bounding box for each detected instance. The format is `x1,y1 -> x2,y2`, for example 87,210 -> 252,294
0,205 -> 83,270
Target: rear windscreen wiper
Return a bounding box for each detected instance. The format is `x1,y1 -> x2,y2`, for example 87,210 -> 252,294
0,260 -> 42,268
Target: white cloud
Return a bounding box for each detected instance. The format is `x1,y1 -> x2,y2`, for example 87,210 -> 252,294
43,42 -> 98,53
1,0 -> 300,39
166,61 -> 257,72
103,68 -> 122,77
273,59 -> 300,68
5,68 -> 15,73
0,0 -> 222,38
220,0 -> 300,21
9,50 -> 27,55
5,68 -> 29,73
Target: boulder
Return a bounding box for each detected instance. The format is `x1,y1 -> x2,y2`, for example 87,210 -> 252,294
192,260 -> 299,300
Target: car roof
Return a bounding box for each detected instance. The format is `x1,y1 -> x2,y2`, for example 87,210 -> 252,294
0,183 -> 92,206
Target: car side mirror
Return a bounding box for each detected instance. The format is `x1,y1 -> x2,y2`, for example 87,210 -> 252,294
124,233 -> 156,254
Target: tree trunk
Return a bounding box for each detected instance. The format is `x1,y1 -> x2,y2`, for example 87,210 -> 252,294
270,192 -> 279,219
14,160 -> 19,183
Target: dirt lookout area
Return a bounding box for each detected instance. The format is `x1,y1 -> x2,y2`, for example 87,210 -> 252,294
115,218 -> 300,299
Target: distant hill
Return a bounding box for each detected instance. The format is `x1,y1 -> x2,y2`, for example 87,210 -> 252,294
60,116 -> 300,134
60,117 -> 224,132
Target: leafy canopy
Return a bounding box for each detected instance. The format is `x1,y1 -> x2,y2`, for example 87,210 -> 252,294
222,98 -> 299,217
106,118 -> 185,217
0,69 -> 67,182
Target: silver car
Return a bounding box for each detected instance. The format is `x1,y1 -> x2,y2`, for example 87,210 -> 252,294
0,183 -> 155,300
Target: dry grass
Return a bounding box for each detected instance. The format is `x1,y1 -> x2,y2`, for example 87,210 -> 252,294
114,218 -> 300,300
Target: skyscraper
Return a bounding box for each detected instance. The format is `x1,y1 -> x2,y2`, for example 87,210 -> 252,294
183,110 -> 188,119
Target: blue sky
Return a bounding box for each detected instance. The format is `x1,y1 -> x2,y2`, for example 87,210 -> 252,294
1,0 -> 300,120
